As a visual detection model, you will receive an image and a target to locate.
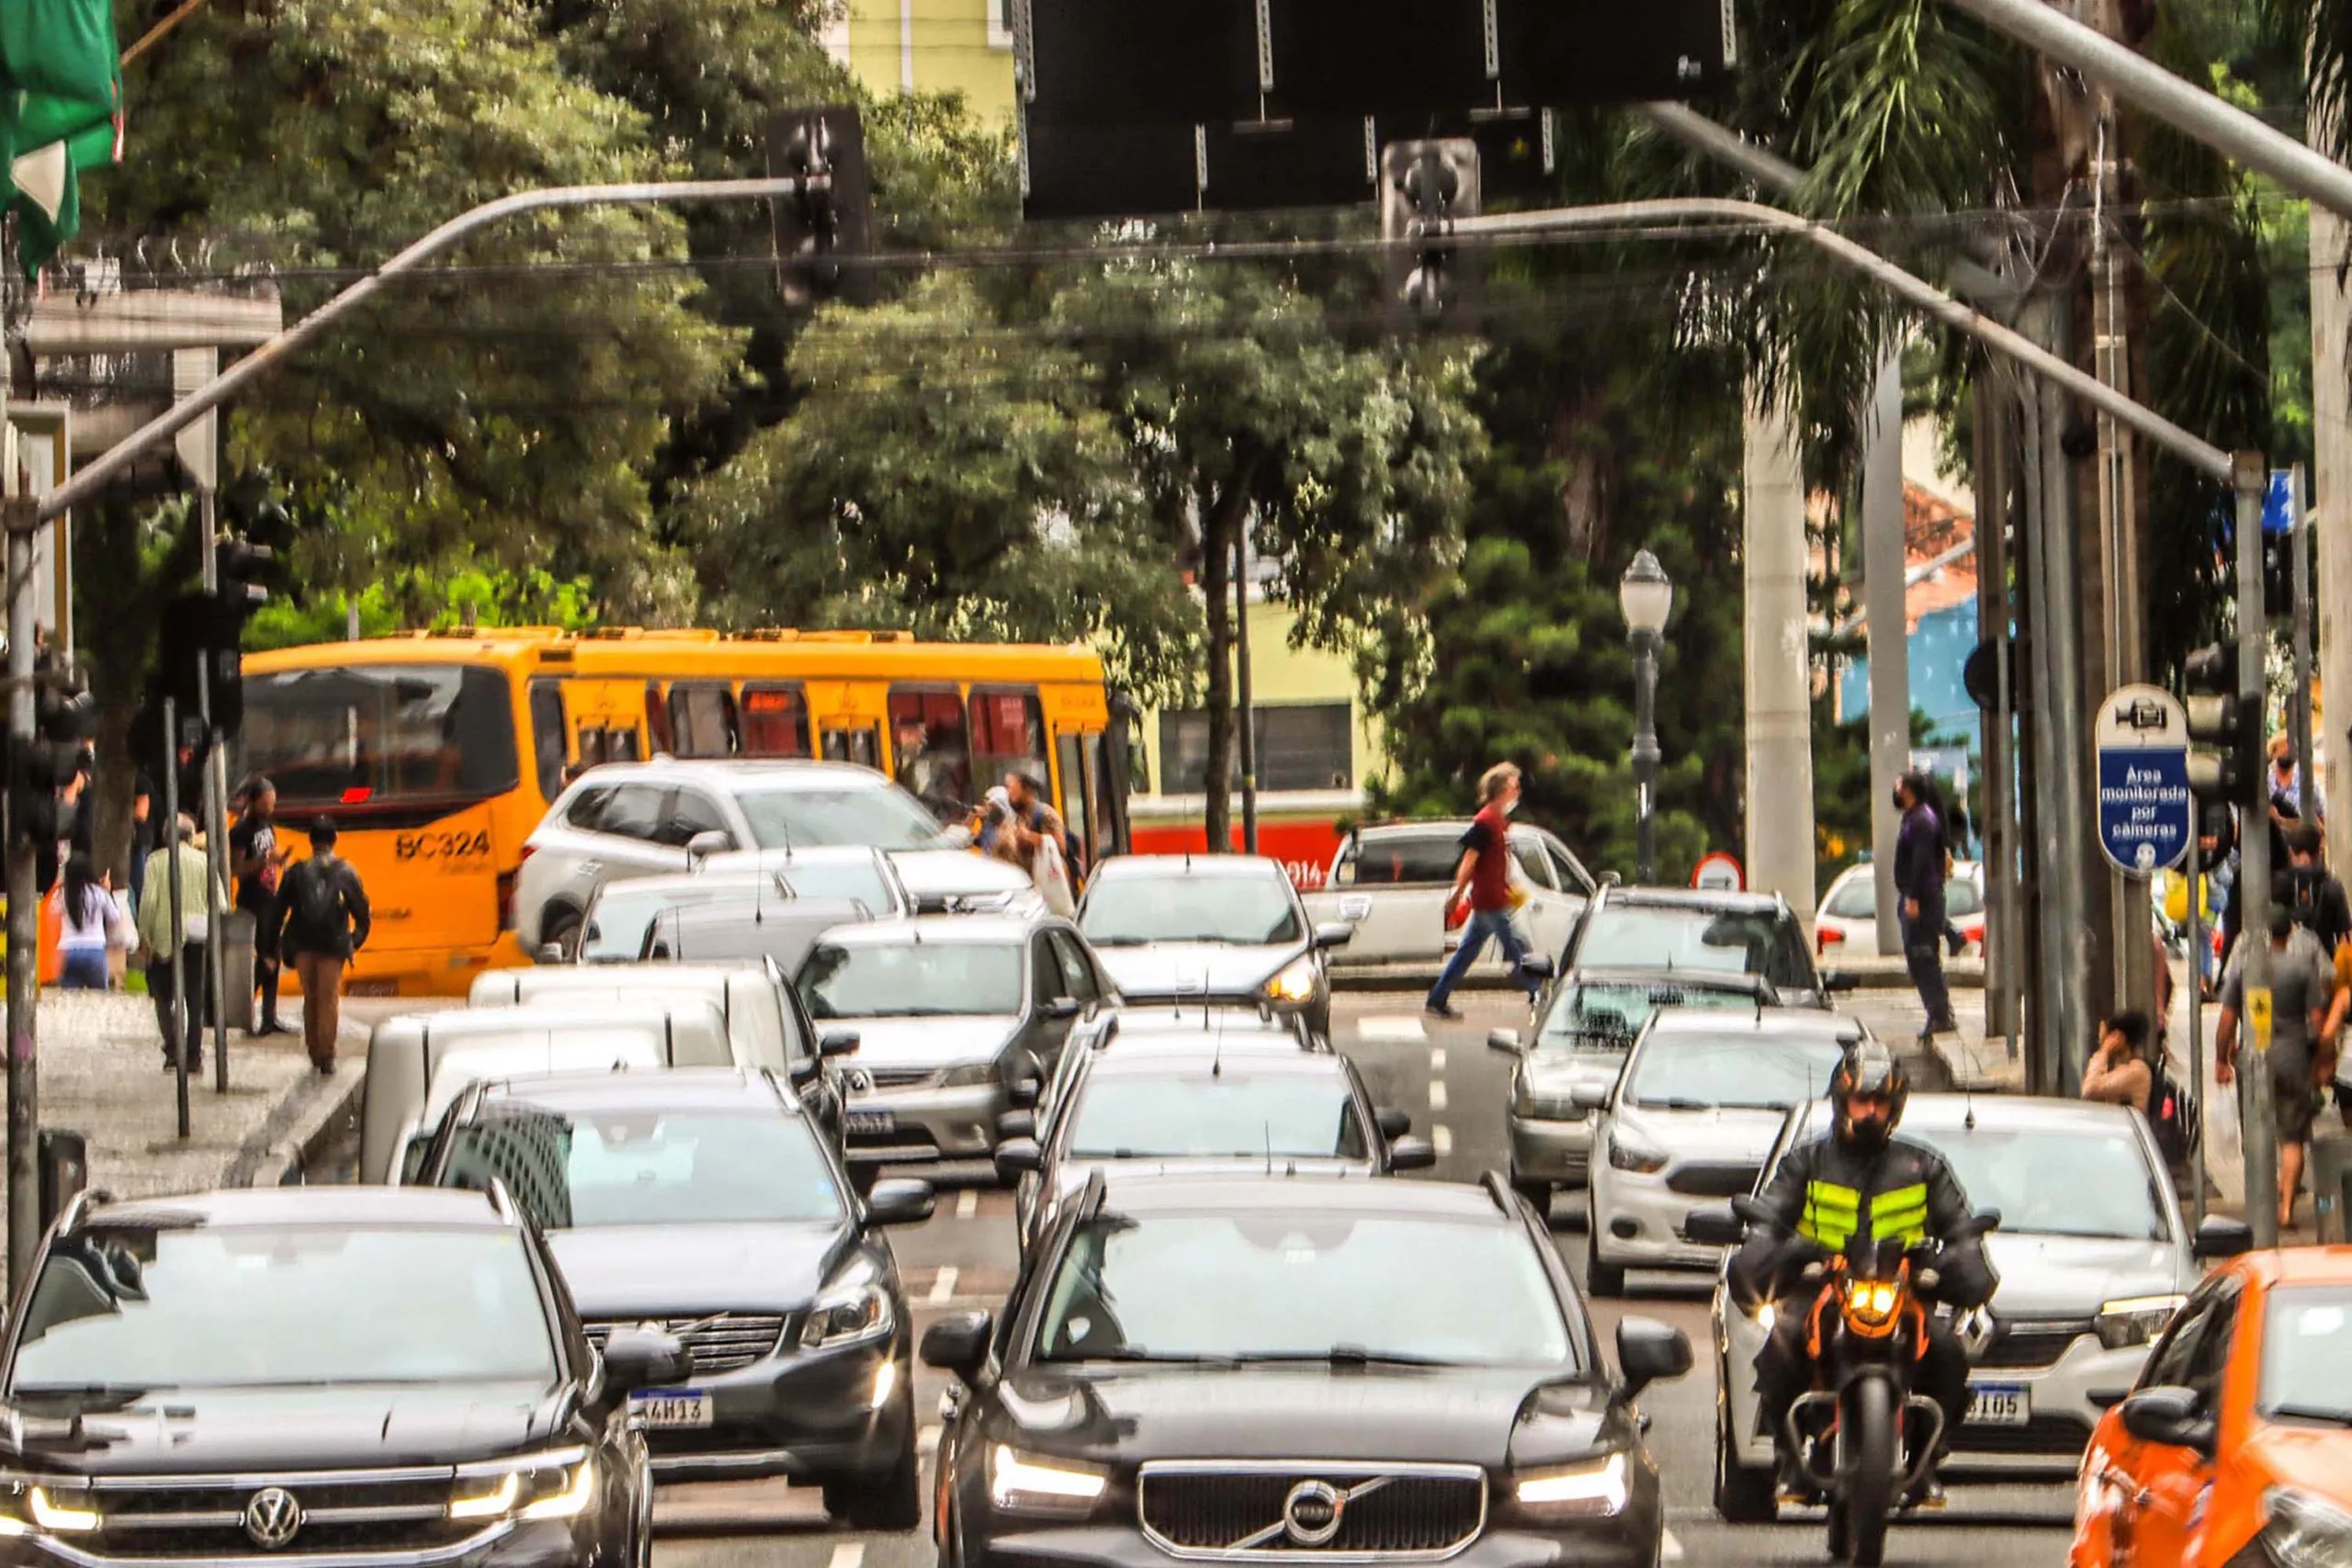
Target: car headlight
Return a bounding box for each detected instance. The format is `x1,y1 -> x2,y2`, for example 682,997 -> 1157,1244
801,1257 -> 897,1350
446,1450 -> 595,1523
24,1486 -> 98,1534
1514,1451 -> 1631,1517
1512,1078 -> 1588,1122
938,1061 -> 999,1089
1607,1131 -> 1668,1174
2265,1487 -> 2352,1568
2094,1294 -> 2186,1350
988,1444 -> 1108,1517
1263,956 -> 1318,1005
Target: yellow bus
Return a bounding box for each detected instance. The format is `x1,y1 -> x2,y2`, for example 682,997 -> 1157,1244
238,628 -> 1134,997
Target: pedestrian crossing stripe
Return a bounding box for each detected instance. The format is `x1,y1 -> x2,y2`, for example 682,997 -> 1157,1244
1355,1016 -> 1429,1042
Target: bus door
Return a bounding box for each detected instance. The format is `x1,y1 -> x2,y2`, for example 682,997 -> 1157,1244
563,679 -> 643,772
806,680 -> 885,772
886,684 -> 973,822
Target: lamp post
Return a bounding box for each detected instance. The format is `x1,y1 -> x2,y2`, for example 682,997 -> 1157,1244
1620,549 -> 1673,884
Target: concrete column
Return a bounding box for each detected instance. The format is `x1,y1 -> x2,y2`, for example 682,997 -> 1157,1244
1743,387 -> 1816,921
2315,200 -> 2352,878
1863,353 -> 1911,955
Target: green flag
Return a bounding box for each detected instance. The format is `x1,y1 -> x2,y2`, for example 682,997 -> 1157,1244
0,0 -> 120,278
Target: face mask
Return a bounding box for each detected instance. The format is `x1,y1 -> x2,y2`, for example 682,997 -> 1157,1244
1503,798 -> 1519,816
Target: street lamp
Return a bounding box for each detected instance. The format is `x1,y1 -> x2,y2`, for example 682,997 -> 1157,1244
1619,549 -> 1673,884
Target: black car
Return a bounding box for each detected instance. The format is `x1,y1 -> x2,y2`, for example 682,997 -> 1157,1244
417,1067 -> 933,1524
922,1173 -> 1692,1568
0,1186 -> 678,1568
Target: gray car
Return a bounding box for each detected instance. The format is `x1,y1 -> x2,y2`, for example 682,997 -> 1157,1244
794,914 -> 1117,1167
1077,854 -> 1352,1038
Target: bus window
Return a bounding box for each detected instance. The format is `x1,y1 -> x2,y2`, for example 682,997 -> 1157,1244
822,726 -> 880,768
241,665 -> 521,809
669,682 -> 739,759
970,687 -> 1046,794
888,687 -> 970,821
741,684 -> 811,758
645,682 -> 675,757
527,680 -> 567,805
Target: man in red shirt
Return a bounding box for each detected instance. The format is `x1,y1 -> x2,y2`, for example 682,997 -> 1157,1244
1426,762 -> 1541,1020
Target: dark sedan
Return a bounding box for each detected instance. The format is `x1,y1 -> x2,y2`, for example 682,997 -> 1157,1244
417,1068 -> 933,1524
923,1173 -> 1692,1568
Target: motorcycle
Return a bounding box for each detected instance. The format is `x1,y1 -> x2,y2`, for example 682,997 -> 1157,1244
1729,1193 -> 1999,1567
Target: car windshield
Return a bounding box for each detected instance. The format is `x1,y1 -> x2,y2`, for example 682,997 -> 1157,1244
1035,1213 -> 1571,1367
581,878 -> 775,963
10,1225 -> 556,1394
1573,905 -> 1814,990
1898,1123 -> 2170,1242
1537,982 -> 1756,1052
1080,874 -> 1303,946
797,940 -> 1024,1018
1627,1034 -> 1849,1111
440,1108 -> 844,1228
2260,1286 -> 2352,1426
782,859 -> 895,916
734,784 -> 945,851
1824,871 -> 1982,920
1066,1077 -> 1370,1160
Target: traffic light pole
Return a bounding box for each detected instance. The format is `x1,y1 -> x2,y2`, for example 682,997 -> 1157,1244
5,510 -> 34,1287
2234,451 -> 2280,1251
197,494 -> 230,1092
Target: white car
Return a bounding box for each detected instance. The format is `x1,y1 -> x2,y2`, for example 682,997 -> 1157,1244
1302,819 -> 1593,975
569,849 -> 910,963
1814,860 -> 1986,960
514,759 -> 956,952
1702,1094 -> 2254,1520
1582,1008 -> 1860,1298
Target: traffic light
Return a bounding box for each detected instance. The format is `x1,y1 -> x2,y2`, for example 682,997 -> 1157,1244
9,671 -> 95,894
2181,641 -> 2260,800
769,106 -> 874,308
154,536 -> 274,746
1379,140 -> 1481,331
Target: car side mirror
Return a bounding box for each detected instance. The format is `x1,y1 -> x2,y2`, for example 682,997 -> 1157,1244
1487,1029 -> 1524,1055
1614,1316 -> 1693,1404
1570,1083 -> 1611,1111
1517,953 -> 1556,981
819,1029 -> 861,1058
2192,1214 -> 2254,1259
599,1326 -> 691,1395
1822,971 -> 1861,993
993,1139 -> 1043,1179
1312,922 -> 1354,951
1375,1107 -> 1411,1139
534,942 -> 565,964
1006,1079 -> 1040,1109
865,1179 -> 936,1226
997,1111 -> 1036,1141
921,1310 -> 993,1381
684,829 -> 732,868
1040,996 -> 1082,1021
1387,1136 -> 1437,1171
1681,1203 -> 1744,1247
2119,1386 -> 2216,1456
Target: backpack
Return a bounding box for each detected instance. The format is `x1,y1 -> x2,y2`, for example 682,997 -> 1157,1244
2146,1057 -> 2199,1168
290,859 -> 345,939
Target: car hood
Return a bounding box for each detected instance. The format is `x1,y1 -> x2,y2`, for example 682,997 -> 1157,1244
1613,1105 -> 1788,1162
831,1017 -> 1021,1067
2245,1421 -> 2352,1501
546,1222 -> 851,1315
1092,944 -> 1297,999
1521,1050 -> 1629,1094
1051,1157 -> 1370,1199
1978,1233 -> 2191,1317
992,1364 -> 1621,1471
6,1382 -> 563,1475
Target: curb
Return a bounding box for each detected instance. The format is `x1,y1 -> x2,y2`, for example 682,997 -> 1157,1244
222,1018 -> 369,1188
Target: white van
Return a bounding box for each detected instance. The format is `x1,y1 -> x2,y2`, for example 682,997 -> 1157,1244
359,1001 -> 735,1185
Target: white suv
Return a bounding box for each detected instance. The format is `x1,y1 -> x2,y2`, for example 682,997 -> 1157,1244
516,759 -> 955,953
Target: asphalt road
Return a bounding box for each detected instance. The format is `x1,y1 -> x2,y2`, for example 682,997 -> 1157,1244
655,988 -> 2076,1568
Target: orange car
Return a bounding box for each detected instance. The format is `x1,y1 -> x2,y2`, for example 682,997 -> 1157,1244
2070,1246 -> 2352,1568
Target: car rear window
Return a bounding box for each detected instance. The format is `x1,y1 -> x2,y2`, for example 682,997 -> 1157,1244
1334,834 -> 1463,887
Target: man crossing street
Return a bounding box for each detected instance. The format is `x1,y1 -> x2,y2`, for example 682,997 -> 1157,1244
1424,762 -> 1540,1021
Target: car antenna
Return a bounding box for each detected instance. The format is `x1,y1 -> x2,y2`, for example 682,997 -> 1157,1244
1212,1032 -> 1224,1077
1263,1120 -> 1273,1174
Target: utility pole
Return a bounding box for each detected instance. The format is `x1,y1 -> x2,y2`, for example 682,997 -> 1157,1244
1742,389 -> 1816,922
1862,354 -> 1910,959
1234,532 -> 1257,854
1,217 -> 33,1286
2314,169 -> 2352,881
2232,451 -> 2280,1249
2291,464 -> 2316,818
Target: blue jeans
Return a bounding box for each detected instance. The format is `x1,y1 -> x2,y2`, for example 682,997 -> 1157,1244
59,949 -> 109,990
1428,908 -> 1537,1010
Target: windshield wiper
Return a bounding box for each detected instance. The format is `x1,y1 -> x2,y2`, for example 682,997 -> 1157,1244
1048,1348 -> 1237,1366
1634,1097 -> 1713,1111
1233,1347 -> 1451,1368
2266,1403 -> 2352,1427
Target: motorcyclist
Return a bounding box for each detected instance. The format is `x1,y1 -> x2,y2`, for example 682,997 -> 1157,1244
1730,1038 -> 1995,1502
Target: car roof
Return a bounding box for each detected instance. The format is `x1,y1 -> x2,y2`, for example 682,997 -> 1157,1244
84,1187 -> 510,1232
569,759 -> 894,790
473,1066 -> 793,1116
1894,1093 -> 2145,1134
501,963 -> 770,988
1593,886 -> 1787,915
1085,1045 -> 1350,1079
378,1001 -> 718,1038
1349,819 -> 1546,840
1091,854 -> 1292,883
1644,1008 -> 1866,1042
2233,1246 -> 2352,1288
592,872 -> 781,899
1566,966 -> 1774,992
1095,1173 -> 1514,1221
812,914 -> 1042,946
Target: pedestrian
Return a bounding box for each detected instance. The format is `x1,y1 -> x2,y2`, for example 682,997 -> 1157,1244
2270,733 -> 2326,826
51,852 -> 128,991
982,768 -> 1081,886
2216,899 -> 2335,1233
2281,820 -> 2352,952
127,770 -> 156,919
982,782 -> 1075,916
135,814 -> 214,1071
1894,771 -> 1959,1040
2080,1011 -> 2153,1113
269,819 -> 370,1075
1424,761 -> 1540,1021
229,776 -> 295,1036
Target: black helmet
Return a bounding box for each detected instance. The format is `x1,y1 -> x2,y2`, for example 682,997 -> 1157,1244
1829,1038 -> 1908,1153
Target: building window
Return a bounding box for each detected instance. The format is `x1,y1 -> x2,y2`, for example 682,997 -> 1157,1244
1156,703 -> 1352,794
989,0 -> 1015,49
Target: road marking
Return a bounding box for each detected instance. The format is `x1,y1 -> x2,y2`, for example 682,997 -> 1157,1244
1356,1016 -> 1427,1043
829,1544 -> 865,1568
1429,1080 -> 1449,1112
1432,1124 -> 1453,1156
956,1189 -> 978,1219
918,1424 -> 943,1456
1428,1045 -> 1446,1073
1662,1529 -> 1683,1562
929,1266 -> 959,1304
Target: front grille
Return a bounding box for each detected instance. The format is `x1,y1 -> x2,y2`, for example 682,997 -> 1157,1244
1138,1463 -> 1485,1560
1973,1318 -> 2094,1371
861,1066 -> 938,1089
1955,1413 -> 2092,1457
585,1313 -> 789,1375
1666,1162 -> 1760,1198
82,1472 -> 478,1558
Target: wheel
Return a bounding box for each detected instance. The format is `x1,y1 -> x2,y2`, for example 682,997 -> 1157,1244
1842,1376 -> 1896,1568
1584,1237 -> 1625,1299
1511,1178 -> 1552,1217
1826,1501 -> 1852,1562
824,1431 -> 922,1530
1713,1393 -> 1778,1523
539,906 -> 582,960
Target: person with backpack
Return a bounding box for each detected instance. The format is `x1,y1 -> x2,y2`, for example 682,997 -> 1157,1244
268,820 -> 370,1075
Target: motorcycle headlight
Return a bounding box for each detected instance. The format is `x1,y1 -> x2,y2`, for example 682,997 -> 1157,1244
2094,1294 -> 2186,1351
801,1257 -> 897,1350
1607,1131 -> 1668,1174
938,1061 -> 999,1089
989,1444 -> 1108,1517
2264,1487 -> 2352,1568
445,1450 -> 595,1523
1513,1451 -> 1631,1517
1263,957 -> 1318,1005
1842,1278 -> 1902,1328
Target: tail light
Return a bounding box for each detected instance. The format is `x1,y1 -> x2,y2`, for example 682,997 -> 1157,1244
1818,928 -> 1845,954
517,841 -> 537,864
496,870 -> 518,932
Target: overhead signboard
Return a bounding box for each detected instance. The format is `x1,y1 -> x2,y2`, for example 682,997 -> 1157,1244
1023,115 -> 1379,221
2096,682 -> 2193,875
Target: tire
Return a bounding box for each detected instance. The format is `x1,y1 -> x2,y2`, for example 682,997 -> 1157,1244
1511,1178 -> 1552,1217
825,1433 -> 922,1531
1713,1395 -> 1778,1524
539,906 -> 582,960
1826,1501 -> 1851,1562
1585,1241 -> 1626,1299
1842,1376 -> 1896,1568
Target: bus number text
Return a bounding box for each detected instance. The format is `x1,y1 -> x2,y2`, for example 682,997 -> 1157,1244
393,829 -> 492,862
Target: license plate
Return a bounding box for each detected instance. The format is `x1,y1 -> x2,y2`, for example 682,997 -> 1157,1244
845,1110 -> 896,1135
629,1390 -> 714,1428
1965,1382 -> 2030,1427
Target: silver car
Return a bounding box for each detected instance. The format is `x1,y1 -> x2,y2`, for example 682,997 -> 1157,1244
1301,819 -> 1593,976
1582,1009 -> 1860,1297
1703,1094 -> 2255,1517
1077,854 -> 1351,1037
571,849 -> 910,964
794,914 -> 1117,1167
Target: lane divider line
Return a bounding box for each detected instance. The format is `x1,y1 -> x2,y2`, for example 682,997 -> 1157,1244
1432,1124 -> 1453,1156
1355,1017 -> 1429,1043
830,1543 -> 866,1568
929,1266 -> 959,1305
1429,1046 -> 1446,1073
1662,1529 -> 1683,1562
956,1189 -> 978,1219
1429,1080 -> 1449,1112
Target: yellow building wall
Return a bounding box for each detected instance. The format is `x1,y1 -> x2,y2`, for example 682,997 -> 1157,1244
836,0 -> 1018,125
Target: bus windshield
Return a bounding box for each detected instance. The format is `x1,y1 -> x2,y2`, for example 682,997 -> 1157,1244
242,666 -> 521,809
